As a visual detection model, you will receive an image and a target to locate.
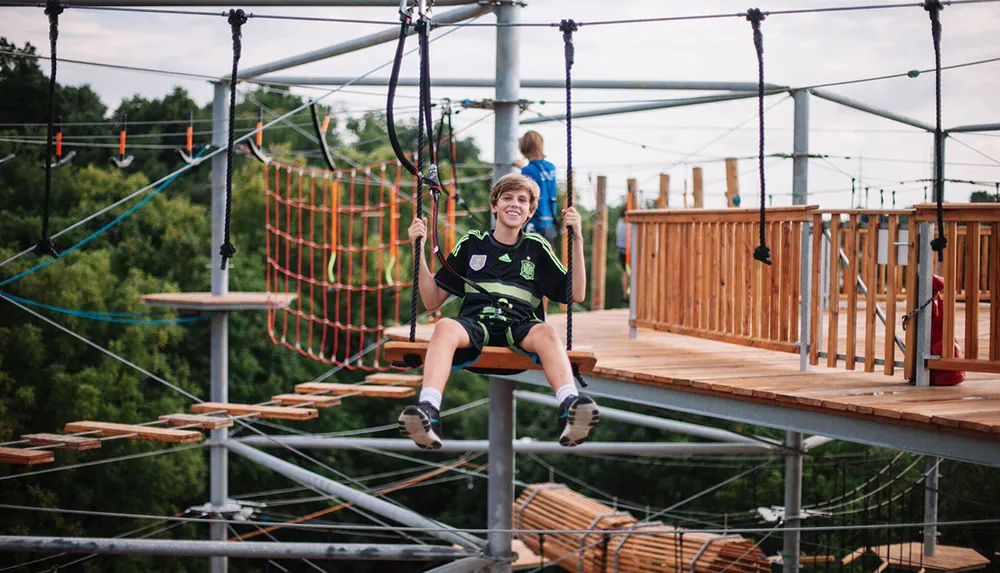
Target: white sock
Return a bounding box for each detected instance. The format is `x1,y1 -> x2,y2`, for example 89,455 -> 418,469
554,384 -> 578,405
419,387 -> 443,410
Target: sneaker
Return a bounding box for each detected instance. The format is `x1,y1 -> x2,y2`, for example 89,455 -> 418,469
398,402 -> 443,450
557,395 -> 599,447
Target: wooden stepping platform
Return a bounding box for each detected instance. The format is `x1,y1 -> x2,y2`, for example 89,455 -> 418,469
142,292 -> 296,312
871,543 -> 990,572
295,382 -> 415,399
0,447 -> 55,466
21,433 -> 101,451
365,373 -> 423,387
159,414 -> 233,430
271,394 -> 342,408
191,402 -> 318,421
383,341 -> 598,375
63,421 -> 202,444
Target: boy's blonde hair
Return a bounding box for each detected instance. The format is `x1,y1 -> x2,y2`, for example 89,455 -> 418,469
490,174 -> 540,220
519,131 -> 544,159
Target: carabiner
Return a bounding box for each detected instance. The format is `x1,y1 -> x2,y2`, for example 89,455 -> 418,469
398,0 -> 412,21
417,0 -> 433,21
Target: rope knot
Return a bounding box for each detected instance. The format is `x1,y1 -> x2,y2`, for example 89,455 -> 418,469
559,19 -> 578,68
930,234 -> 947,258
34,237 -> 59,260
228,8 -> 248,28
44,0 -> 63,18
219,242 -> 237,269
753,244 -> 772,266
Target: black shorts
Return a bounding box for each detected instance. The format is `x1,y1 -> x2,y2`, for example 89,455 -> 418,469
449,315 -> 543,370
618,249 -> 627,268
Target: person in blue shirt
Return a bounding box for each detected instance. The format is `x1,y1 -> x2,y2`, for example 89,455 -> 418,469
517,131 -> 559,241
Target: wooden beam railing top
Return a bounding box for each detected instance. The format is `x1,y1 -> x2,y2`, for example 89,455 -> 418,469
628,206 -> 814,353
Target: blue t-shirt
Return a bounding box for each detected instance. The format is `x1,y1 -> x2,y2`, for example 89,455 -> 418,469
520,159 -> 558,232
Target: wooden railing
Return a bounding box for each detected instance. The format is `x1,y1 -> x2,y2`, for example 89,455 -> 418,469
629,206 -> 813,353
914,205 -> 1000,375
628,203 -> 1000,379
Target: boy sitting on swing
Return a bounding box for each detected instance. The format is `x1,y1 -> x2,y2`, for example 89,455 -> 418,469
399,173 -> 599,450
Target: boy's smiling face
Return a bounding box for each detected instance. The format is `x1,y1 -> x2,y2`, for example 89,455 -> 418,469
492,187 -> 536,232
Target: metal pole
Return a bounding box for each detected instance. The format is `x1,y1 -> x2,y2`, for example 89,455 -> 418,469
809,89 -> 935,132
791,90 -> 809,206
6,0 -> 482,5
486,377 -> 515,573
629,220 -> 638,340
923,457 -> 939,555
914,222 -> 933,387
492,0 -> 520,186
227,441 -> 484,550
782,431 -> 803,573
0,537 -> 479,561
256,76 -> 787,91
946,122 -> 1000,133
238,4 -> 491,79
236,436 -> 776,456
521,92 -> 779,124
209,81 -> 230,573
799,221 -> 811,372
513,391 -> 767,445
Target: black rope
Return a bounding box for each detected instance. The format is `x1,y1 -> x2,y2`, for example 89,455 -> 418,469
220,8 -> 247,271
747,8 -> 771,266
387,13 -> 418,178
560,19 -> 577,353
36,0 -> 64,260
925,0 -> 947,262
409,15 -> 428,344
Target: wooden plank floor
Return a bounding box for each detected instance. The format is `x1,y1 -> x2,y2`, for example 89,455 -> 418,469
385,309 -> 1000,442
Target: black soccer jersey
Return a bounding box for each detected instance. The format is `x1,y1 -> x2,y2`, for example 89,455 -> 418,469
433,230 -> 569,324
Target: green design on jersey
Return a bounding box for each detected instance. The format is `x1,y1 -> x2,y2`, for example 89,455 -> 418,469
520,258 -> 536,280
499,254 -> 512,263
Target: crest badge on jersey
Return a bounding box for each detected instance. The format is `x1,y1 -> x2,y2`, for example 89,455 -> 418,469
469,254 -> 487,271
520,259 -> 535,280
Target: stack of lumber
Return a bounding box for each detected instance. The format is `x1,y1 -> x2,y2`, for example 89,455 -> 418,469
513,483 -> 769,573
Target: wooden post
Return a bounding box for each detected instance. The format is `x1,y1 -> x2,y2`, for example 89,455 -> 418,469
725,158 -> 740,208
658,174 -> 669,208
591,176 -> 609,310
626,178 -> 638,267
692,167 -> 704,208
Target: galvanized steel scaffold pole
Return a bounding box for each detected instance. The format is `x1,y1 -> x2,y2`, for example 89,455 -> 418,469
782,431 -> 804,573
0,537 -> 480,560
209,80 -> 231,573
227,441 -> 486,551
4,0 -> 482,6
487,376 -> 517,573
255,77 -> 786,91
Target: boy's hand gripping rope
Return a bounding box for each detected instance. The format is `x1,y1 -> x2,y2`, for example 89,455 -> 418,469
36,0 -> 64,260
747,8 -> 772,266
220,8 -> 248,271
924,0 -> 947,262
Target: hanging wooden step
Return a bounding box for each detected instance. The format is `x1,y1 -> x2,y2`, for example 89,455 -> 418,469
63,421 -> 202,444
294,382 -> 416,399
21,433 -> 101,451
364,373 -> 423,387
191,402 -> 318,421
0,447 -> 55,466
159,414 -> 234,430
271,394 -> 342,408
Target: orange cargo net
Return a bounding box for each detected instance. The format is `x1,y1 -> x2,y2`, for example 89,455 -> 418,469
264,159 -> 417,370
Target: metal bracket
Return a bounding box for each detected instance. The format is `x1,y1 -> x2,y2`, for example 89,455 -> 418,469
460,98 -> 532,112
690,535 -> 742,573
578,511 -> 630,573
612,521 -> 664,573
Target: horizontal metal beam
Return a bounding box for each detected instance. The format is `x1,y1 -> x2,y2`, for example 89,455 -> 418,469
5,0 -> 481,5
809,88 -> 935,132
504,371 -> 1000,468
257,76 -> 787,91
513,390 -> 768,446
0,536 -> 478,561
226,441 -> 485,550
237,436 -> 775,456
238,3 -> 492,79
947,122 -> 1000,133
521,92 -> 782,124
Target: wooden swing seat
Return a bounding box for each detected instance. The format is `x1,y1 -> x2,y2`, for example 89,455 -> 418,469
383,341 -> 597,376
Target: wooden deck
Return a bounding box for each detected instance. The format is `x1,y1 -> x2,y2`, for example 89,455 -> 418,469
388,309 -> 1000,444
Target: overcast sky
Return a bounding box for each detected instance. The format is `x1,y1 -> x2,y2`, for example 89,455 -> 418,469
3,0 -> 999,210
